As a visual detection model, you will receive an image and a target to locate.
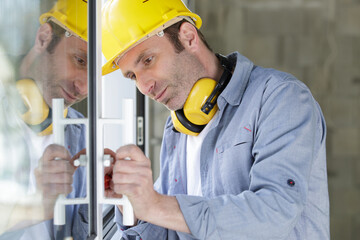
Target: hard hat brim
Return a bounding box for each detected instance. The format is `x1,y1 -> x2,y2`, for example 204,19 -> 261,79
102,13 -> 202,76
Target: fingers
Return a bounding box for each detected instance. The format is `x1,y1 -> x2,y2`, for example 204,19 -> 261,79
112,144 -> 153,197
116,144 -> 148,164
71,148 -> 87,162
37,145 -> 75,184
104,189 -> 123,199
112,183 -> 139,197
112,168 -> 153,185
41,183 -> 73,197
104,148 -> 116,159
41,171 -> 74,184
113,158 -> 150,174
36,144 -> 75,196
41,159 -> 75,174
42,144 -> 71,163
112,160 -> 153,199
35,170 -> 74,199
112,177 -> 152,197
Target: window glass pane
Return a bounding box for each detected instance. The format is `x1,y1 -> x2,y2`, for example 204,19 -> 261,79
0,0 -> 89,239
0,0 -> 139,238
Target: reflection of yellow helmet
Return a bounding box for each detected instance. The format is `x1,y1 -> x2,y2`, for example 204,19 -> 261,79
39,0 -> 88,41
101,0 -> 202,76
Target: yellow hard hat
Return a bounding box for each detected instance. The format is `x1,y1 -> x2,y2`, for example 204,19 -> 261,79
39,0 -> 88,41
101,0 -> 202,76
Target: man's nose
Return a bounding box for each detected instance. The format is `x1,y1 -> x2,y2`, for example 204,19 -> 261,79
137,72 -> 155,96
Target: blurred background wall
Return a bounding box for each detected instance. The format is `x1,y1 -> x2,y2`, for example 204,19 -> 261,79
147,0 -> 360,239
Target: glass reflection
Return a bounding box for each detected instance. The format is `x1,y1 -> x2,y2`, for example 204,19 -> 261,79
0,0 -> 89,239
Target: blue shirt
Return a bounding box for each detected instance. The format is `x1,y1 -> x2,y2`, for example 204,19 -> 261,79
61,108 -> 88,240
116,52 -> 329,240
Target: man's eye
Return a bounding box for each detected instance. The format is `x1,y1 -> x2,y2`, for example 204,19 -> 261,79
144,56 -> 153,65
75,56 -> 86,66
127,73 -> 136,80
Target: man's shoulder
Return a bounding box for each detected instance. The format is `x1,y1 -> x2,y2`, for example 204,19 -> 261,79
251,66 -> 296,83
249,65 -> 310,95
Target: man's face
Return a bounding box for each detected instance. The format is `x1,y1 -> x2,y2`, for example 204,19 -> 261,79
35,35 -> 88,108
117,34 -> 205,111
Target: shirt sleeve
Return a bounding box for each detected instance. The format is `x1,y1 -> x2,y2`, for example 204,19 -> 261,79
176,78 -> 326,239
114,206 -> 171,240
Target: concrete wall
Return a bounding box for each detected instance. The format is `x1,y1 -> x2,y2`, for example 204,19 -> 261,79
148,0 -> 360,239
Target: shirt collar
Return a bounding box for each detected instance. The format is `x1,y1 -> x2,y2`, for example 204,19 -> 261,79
218,52 -> 254,108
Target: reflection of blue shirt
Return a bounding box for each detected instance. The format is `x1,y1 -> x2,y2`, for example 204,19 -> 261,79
0,107 -> 88,240
61,108 -> 88,240
116,52 -> 329,239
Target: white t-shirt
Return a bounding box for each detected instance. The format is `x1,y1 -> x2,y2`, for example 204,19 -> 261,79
186,112 -> 218,196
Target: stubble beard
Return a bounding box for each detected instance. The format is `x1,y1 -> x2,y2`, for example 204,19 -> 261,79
36,52 -> 76,108
165,50 -> 205,111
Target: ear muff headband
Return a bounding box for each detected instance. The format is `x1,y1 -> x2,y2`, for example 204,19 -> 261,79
171,54 -> 233,136
32,107 -> 68,137
16,79 -> 68,136
171,109 -> 205,135
201,54 -> 233,114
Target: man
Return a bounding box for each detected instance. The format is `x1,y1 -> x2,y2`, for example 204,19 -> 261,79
0,0 -> 89,239
101,0 -> 330,239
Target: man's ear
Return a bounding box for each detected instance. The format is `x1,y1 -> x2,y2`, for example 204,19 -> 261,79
34,23 -> 53,52
178,22 -> 199,52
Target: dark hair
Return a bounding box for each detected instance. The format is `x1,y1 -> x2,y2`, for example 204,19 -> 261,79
164,19 -> 212,53
46,21 -> 66,54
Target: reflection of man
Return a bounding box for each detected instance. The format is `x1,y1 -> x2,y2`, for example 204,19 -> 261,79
101,0 -> 329,239
1,0 -> 89,239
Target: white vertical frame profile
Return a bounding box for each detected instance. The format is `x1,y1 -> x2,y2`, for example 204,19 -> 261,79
52,0 -> 136,238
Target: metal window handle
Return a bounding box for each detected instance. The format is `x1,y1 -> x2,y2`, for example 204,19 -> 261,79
52,98 -> 135,227
103,154 -> 113,167
53,99 -> 88,226
74,155 -> 87,167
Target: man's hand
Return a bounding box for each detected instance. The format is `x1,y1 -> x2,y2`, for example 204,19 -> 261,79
112,144 -> 190,233
112,144 -> 158,221
34,144 -> 76,220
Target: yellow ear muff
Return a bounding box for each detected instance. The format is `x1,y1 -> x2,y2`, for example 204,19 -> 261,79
171,78 -> 218,136
184,78 -> 218,125
16,79 -> 67,136
170,54 -> 234,136
16,79 -> 49,125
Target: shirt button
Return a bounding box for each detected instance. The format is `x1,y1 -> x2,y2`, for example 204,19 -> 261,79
287,179 -> 295,187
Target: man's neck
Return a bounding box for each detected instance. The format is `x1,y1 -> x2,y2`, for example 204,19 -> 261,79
197,49 -> 224,83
